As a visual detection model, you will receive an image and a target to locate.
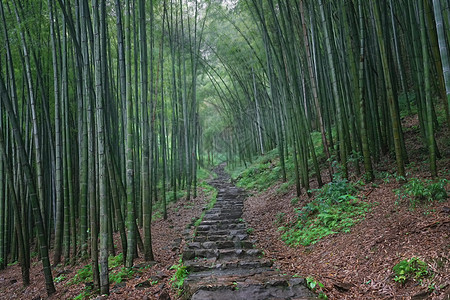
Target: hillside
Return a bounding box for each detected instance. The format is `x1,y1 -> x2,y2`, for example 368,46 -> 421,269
240,115 -> 450,299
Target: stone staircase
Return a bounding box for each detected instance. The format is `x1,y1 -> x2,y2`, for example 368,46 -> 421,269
181,165 -> 316,300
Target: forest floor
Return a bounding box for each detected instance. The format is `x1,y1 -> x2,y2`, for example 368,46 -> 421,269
0,187 -> 212,299
0,116 -> 449,300
243,115 -> 450,299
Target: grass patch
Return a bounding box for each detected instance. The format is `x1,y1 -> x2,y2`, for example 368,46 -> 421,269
280,174 -> 370,246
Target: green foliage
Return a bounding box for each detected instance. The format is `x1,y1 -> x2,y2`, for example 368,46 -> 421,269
197,167 -> 212,180
393,257 -> 429,284
246,227 -> 254,234
170,263 -> 189,289
305,276 -> 328,299
7,261 -> 18,267
53,275 -> 66,283
73,286 -> 92,300
108,253 -> 123,269
280,175 -> 370,246
67,265 -> 92,286
376,171 -> 406,183
109,267 -> 135,284
394,178 -> 448,208
232,149 -> 282,191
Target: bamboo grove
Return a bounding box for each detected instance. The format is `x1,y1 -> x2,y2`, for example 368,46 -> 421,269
206,0 -> 450,192
0,0 -> 449,298
0,0 -> 208,295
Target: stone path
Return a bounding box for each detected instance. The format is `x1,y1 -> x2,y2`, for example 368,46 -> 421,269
182,165 -> 316,299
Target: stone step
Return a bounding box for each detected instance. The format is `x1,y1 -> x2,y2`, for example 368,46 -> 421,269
196,223 -> 246,232
202,215 -> 243,221
185,267 -> 277,282
200,219 -> 242,226
190,279 -> 317,300
194,229 -> 247,237
184,258 -> 273,272
187,240 -> 255,250
193,234 -> 248,243
183,165 -> 315,299
183,248 -> 262,261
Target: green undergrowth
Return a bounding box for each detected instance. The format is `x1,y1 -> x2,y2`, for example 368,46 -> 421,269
170,257 -> 189,295
394,177 -> 448,209
279,174 -> 370,246
393,257 -> 430,284
229,133 -> 329,192
230,149 -> 282,191
67,253 -> 149,299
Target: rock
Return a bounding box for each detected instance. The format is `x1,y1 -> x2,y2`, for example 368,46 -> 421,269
150,271 -> 168,281
135,280 -> 152,289
266,278 -> 288,287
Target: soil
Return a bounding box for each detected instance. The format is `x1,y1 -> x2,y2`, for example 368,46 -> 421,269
0,115 -> 449,300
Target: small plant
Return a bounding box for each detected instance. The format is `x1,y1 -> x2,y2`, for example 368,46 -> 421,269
170,262 -> 189,290
394,178 -> 448,208
246,227 -> 254,234
393,257 -> 429,284
290,197 -> 299,205
305,276 -> 327,299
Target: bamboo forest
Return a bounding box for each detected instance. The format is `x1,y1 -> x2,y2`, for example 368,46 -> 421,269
0,0 -> 449,299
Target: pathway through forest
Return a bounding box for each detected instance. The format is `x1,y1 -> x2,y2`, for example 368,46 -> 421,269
181,165 -> 316,299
